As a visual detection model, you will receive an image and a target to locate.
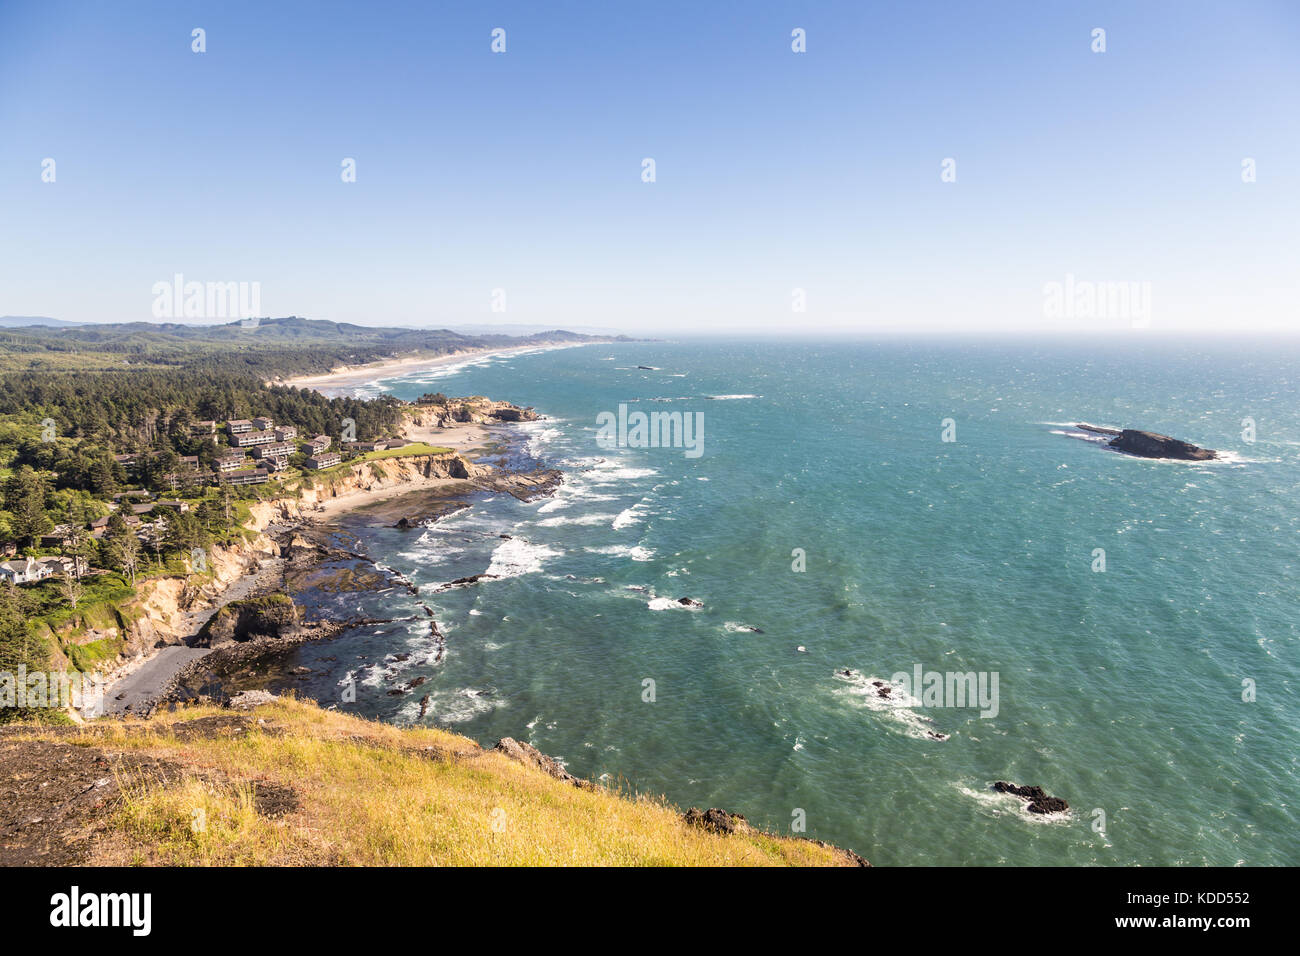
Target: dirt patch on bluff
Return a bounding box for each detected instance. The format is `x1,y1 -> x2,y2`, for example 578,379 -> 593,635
0,731 -> 177,866
0,713 -> 296,866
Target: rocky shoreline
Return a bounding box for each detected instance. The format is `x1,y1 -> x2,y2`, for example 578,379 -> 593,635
94,398 -> 561,717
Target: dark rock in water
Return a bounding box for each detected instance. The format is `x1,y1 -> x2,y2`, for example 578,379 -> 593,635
1074,422 -> 1122,436
394,516 -> 419,530
444,573 -> 499,588
418,694 -> 431,719
993,781 -> 1070,814
637,365 -> 657,370
1108,429 -> 1217,461
683,807 -> 746,835
677,597 -> 703,608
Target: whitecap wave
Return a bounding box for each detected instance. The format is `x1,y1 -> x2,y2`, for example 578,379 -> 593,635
586,544 -> 655,561
834,671 -> 950,741
485,536 -> 562,578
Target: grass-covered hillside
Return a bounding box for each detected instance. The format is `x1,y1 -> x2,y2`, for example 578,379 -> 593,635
0,697 -> 867,866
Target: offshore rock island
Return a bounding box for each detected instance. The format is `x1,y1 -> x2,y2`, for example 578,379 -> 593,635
1074,423 -> 1220,461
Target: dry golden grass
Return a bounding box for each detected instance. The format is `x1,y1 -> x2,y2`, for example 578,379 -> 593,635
59,698 -> 858,867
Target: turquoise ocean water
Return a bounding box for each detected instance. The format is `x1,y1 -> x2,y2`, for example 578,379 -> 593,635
279,338 -> 1300,866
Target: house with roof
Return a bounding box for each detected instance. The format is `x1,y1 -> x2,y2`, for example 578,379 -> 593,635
38,555 -> 77,577
214,452 -> 247,473
252,441 -> 296,460
0,557 -> 53,584
226,419 -> 253,435
232,429 -> 277,448
224,467 -> 271,486
305,452 -> 343,470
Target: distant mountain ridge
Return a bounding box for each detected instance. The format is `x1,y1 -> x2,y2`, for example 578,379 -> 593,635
0,315 -> 630,376
0,315 -> 83,328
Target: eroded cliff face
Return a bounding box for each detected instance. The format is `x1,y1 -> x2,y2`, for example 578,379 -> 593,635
295,453 -> 485,505
86,532 -> 283,666
57,453 -> 485,676
409,397 -> 540,428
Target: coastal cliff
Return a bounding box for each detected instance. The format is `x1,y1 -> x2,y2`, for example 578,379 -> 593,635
52,452 -> 490,683
409,395 -> 542,428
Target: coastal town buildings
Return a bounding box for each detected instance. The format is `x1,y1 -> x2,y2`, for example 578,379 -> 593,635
232,429 -> 277,448
223,467 -> 271,485
252,441 -> 296,460
305,451 -> 342,470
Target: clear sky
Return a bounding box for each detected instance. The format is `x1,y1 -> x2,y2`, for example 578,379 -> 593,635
1,0 -> 1297,335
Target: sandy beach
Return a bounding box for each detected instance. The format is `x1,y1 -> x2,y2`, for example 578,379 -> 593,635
278,342 -> 592,398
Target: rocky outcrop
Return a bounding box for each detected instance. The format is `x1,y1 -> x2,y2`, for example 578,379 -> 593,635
684,807 -> 746,834
993,781 -> 1069,814
300,454 -> 484,506
1073,422 -> 1122,437
195,594 -> 301,647
494,737 -> 593,789
1073,424 -> 1218,460
474,467 -> 563,502
1108,429 -> 1217,461
413,396 -> 541,428
442,573 -> 499,589
681,807 -> 872,865
227,689 -> 277,711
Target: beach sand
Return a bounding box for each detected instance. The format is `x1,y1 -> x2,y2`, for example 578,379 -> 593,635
278,342 -> 588,398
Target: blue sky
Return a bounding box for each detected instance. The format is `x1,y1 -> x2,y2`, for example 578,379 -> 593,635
1,0 -> 1297,334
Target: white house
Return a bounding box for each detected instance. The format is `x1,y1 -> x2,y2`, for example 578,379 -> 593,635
0,557 -> 54,584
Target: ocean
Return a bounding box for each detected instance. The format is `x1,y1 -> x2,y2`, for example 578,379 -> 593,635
269,337 -> 1300,866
